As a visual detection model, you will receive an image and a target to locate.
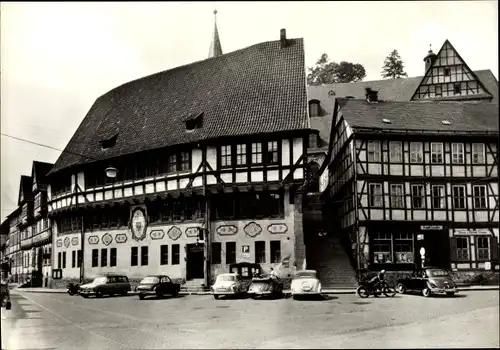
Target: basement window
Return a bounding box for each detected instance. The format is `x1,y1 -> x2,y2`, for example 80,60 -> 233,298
100,133 -> 118,150
185,112 -> 203,131
382,118 -> 392,124
441,120 -> 451,125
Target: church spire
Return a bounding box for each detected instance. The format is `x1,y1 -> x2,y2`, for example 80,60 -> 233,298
208,9 -> 223,58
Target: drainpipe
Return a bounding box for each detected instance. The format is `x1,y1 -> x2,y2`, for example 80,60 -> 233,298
352,135 -> 361,282
203,147 -> 210,288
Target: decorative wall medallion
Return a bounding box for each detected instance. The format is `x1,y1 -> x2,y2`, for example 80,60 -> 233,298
64,237 -> 70,248
88,235 -> 99,245
167,226 -> 182,241
150,230 -> 165,240
267,223 -> 288,234
185,227 -> 200,238
130,207 -> 147,241
56,239 -> 63,248
244,222 -> 262,237
71,237 -> 79,246
216,225 -> 238,236
102,233 -> 113,246
115,234 -> 128,244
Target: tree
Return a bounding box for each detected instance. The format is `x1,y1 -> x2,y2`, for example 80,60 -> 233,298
381,49 -> 408,79
307,54 -> 366,85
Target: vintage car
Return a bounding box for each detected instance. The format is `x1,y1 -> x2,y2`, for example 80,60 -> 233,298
211,273 -> 247,299
79,274 -> 131,298
248,274 -> 283,299
137,275 -> 181,300
396,267 -> 458,297
290,270 -> 322,299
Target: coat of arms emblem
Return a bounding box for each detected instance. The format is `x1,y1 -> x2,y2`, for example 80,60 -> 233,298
131,208 -> 147,241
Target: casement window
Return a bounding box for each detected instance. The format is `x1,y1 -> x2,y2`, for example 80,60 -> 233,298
473,185 -> 487,209
452,185 -> 466,209
221,145 -> 232,167
430,143 -> 444,164
456,237 -> 469,261
141,246 -> 149,266
389,141 -> 402,163
372,232 -> 392,263
390,184 -> 404,208
451,143 -> 464,164
62,252 -> 66,269
101,248 -> 108,267
270,241 -> 281,263
110,248 -> 117,267
77,250 -> 82,268
411,184 -> 425,209
226,242 -> 236,264
476,237 -> 489,261
131,247 -> 138,266
168,151 -> 190,173
432,185 -> 445,209
172,244 -> 180,265
267,141 -> 279,164
211,242 -> 221,264
179,152 -> 190,171
72,251 -> 76,268
309,101 -> 320,117
168,154 -> 177,173
367,140 -> 381,162
369,183 -> 383,208
251,143 -> 263,164
394,233 -> 414,263
92,249 -> 99,267
472,143 -> 485,164
160,245 -> 169,265
410,142 -> 423,163
255,241 -> 266,263
236,144 -> 247,166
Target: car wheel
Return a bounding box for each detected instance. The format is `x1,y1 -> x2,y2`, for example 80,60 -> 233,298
172,290 -> 179,297
422,287 -> 431,297
109,293 -> 114,297
292,295 -> 298,300
82,295 -> 89,299
156,290 -> 164,299
213,294 -> 219,300
139,294 -> 145,300
120,290 -> 128,296
446,292 -> 455,297
95,290 -> 103,298
396,283 -> 406,294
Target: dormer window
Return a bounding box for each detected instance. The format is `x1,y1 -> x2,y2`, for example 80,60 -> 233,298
441,120 -> 451,125
382,118 -> 392,124
185,112 -> 203,131
309,100 -> 320,118
100,133 -> 118,150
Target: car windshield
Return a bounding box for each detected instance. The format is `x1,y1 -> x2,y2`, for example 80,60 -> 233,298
427,269 -> 451,278
294,271 -> 317,279
141,277 -> 159,284
217,275 -> 235,282
93,277 -> 107,284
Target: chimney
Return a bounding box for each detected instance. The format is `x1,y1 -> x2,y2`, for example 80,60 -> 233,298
365,87 -> 379,103
280,28 -> 288,48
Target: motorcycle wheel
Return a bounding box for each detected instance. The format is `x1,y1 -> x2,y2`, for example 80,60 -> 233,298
356,286 -> 370,298
67,290 -> 74,296
383,286 -> 397,297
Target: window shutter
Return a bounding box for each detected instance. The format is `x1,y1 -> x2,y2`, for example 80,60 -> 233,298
450,237 -> 457,262
490,236 -> 499,262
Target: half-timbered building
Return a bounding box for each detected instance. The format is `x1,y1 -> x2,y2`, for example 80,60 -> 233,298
46,27 -> 310,289
308,39 -> 499,283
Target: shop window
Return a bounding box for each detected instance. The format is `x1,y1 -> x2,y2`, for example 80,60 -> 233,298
451,143 -> 464,164
394,233 -> 414,263
369,183 -> 383,208
410,142 -> 423,163
255,241 -> 266,263
389,141 -> 402,163
430,143 -> 444,164
211,242 -> 221,264
472,143 -> 485,164
131,247 -> 138,266
92,249 -> 99,267
141,246 -> 149,266
226,242 -> 236,264
110,248 -> 117,267
101,248 -> 108,267
473,185 -> 487,209
172,245 -> 180,265
411,184 -> 425,209
390,184 -> 404,208
62,252 -> 66,269
477,237 -> 489,261
452,185 -> 466,209
432,185 -> 445,209
160,245 -> 169,265
367,141 -> 381,162
77,250 -> 82,268
372,232 -> 392,264
72,251 -> 76,268
456,237 -> 469,261
270,241 -> 281,264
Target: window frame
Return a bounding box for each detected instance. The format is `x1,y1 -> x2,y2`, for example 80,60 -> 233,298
220,145 -> 232,168
160,245 -> 169,265
141,246 -> 149,266
411,184 -> 425,209
101,248 -> 108,267
255,241 -> 266,264
473,185 -> 487,209
368,183 -> 383,208
226,242 -> 236,264
211,242 -> 221,264
92,249 -> 99,267
476,237 -> 490,261
270,240 -> 281,264
389,184 -> 404,209
367,140 -> 381,162
431,185 -> 446,209
110,248 -> 117,267
452,185 -> 466,209
451,143 -> 465,164
172,244 -> 180,265
389,141 -> 402,163
410,142 -> 423,164
251,142 -> 263,165
456,237 -> 469,261
430,142 -> 444,164
131,247 -> 138,266
236,144 -> 247,166
472,143 -> 485,164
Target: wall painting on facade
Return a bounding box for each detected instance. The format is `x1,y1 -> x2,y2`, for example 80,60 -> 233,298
244,222 -> 262,237
216,225 -> 238,236
102,233 -> 113,246
63,237 -> 70,248
56,239 -> 62,248
130,207 -> 147,241
115,234 -> 128,244
88,235 -> 99,245
185,227 -> 201,238
167,227 -> 182,241
267,223 -> 288,234
150,230 -> 165,240
71,237 -> 79,246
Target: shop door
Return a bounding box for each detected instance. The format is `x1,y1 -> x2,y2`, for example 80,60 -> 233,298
186,244 -> 205,280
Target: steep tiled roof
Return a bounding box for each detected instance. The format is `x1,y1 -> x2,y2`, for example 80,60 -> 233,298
50,38 -> 308,174
18,175 -> 33,205
33,161 -> 54,186
339,99 -> 499,134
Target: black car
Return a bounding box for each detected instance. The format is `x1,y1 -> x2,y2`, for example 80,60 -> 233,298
396,267 -> 458,297
137,275 -> 181,300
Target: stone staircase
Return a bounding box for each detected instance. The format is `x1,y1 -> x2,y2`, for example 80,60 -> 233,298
180,279 -> 209,293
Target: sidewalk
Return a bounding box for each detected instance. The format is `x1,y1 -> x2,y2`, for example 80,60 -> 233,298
13,285 -> 499,295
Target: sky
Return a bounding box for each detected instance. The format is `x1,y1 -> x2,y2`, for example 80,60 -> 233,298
1,1 -> 498,220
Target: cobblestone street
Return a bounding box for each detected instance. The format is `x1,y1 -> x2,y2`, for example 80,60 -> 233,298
2,290 -> 498,349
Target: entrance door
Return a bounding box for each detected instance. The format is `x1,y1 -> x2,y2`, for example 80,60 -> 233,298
416,230 -> 450,269
186,244 -> 205,280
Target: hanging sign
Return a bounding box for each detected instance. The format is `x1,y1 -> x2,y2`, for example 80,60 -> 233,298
420,225 -> 443,230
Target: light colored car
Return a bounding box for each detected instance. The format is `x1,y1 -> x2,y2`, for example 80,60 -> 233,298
290,270 -> 322,299
211,273 -> 246,299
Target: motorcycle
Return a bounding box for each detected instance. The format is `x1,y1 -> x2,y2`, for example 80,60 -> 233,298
356,280 -> 397,298
67,282 -> 80,296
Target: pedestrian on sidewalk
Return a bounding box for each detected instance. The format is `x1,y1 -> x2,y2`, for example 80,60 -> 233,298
1,259 -> 12,310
